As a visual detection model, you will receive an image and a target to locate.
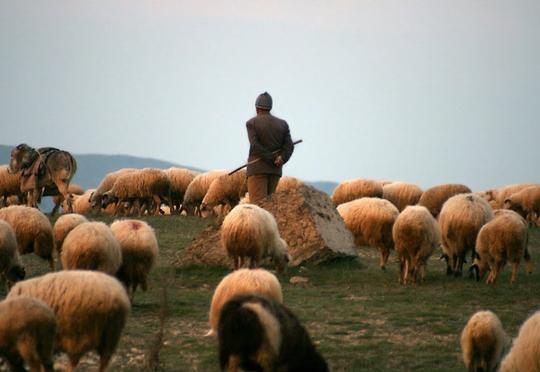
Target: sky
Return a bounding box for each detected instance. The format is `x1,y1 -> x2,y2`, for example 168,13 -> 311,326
1,0 -> 539,191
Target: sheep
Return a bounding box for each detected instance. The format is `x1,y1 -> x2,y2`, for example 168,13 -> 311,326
62,188 -> 97,215
218,294 -> 328,372
438,193 -> 493,277
472,209 -> 531,284
181,169 -> 227,216
207,268 -> 283,337
382,182 -> 423,211
53,213 -> 88,255
61,222 -> 122,275
0,205 -> 55,270
89,168 -> 137,210
461,310 -> 507,372
331,178 -> 383,206
337,197 -> 399,270
392,206 -> 440,284
164,167 -> 200,213
200,169 -> 247,216
499,311 -> 540,372
491,183 -> 538,209
275,176 -> 304,193
0,220 -> 25,288
110,219 -> 158,301
504,185 -> 540,224
417,183 -> 472,217
51,183 -> 84,215
221,204 -> 290,273
0,164 -> 22,207
0,296 -> 57,372
7,270 -> 130,372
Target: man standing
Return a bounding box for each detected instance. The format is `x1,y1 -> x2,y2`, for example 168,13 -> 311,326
246,92 -> 294,203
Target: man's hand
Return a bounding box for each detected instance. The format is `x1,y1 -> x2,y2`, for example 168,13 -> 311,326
274,155 -> 284,167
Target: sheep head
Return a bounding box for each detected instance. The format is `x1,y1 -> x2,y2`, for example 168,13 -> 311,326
272,238 -> 291,274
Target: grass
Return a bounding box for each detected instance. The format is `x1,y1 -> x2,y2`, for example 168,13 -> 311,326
2,215 -> 540,371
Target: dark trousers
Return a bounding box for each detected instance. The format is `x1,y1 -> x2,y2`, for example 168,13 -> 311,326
247,174 -> 281,204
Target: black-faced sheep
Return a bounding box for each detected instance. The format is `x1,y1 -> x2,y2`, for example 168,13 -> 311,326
417,183 -> 472,218
164,167 -> 200,213
207,268 -> 283,337
0,205 -> 55,270
392,206 -> 440,284
181,170 -> 227,216
504,185 -> 540,224
461,310 -> 507,372
337,197 -> 399,270
499,310 -> 540,372
200,169 -> 247,216
53,213 -> 88,256
89,168 -> 137,210
331,178 -> 383,206
0,220 -> 25,288
110,219 -> 158,301
61,222 -> 122,275
0,296 -> 57,372
7,270 -> 130,372
218,294 -> 328,372
221,204 -> 290,273
382,181 -> 423,211
438,193 -> 493,277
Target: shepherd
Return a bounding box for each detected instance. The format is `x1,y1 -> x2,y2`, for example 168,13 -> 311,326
244,92 -> 295,204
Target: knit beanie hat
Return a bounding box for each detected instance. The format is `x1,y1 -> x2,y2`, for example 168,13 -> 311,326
255,92 -> 273,110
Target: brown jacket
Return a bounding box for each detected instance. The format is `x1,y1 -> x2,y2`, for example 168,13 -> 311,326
246,113 -> 294,177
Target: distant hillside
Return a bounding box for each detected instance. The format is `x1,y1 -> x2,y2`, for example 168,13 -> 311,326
307,181 -> 337,195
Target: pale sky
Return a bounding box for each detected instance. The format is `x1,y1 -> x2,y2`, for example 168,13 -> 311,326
1,0 -> 539,191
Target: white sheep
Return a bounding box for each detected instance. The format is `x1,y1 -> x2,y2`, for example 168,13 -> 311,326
8,270 -> 130,372
499,311 -> 540,372
221,204 -> 290,273
331,178 -> 383,206
182,170 -> 227,216
200,169 -> 247,215
417,183 -> 472,217
164,167 -> 200,213
0,220 -> 25,288
53,213 -> 88,255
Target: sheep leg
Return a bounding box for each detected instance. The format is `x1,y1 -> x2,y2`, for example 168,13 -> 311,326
16,339 -> 43,372
489,261 -> 503,284
152,195 -> 161,215
398,258 -> 406,284
510,261 -> 519,284
379,248 -> 390,271
226,355 -> 241,372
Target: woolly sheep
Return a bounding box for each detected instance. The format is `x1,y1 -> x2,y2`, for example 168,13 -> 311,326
200,169 -> 247,215
218,294 -> 328,372
207,268 -> 283,337
275,176 -> 304,193
504,185 -> 540,224
461,310 -> 507,372
472,209 -> 531,284
499,311 -> 540,372
0,164 -> 22,207
0,220 -> 25,288
51,183 -> 84,215
8,270 -> 130,372
53,213 -> 88,255
382,182 -> 423,211
417,183 -> 472,217
61,222 -> 122,275
221,204 -> 290,273
491,183 -> 538,209
0,205 -> 55,270
331,178 -> 383,206
337,197 -> 399,270
0,296 -> 57,372
89,168 -> 137,210
62,188 -> 96,215
164,167 -> 200,213
110,219 -> 158,301
182,169 -> 227,216
438,193 -> 493,277
392,206 -> 440,284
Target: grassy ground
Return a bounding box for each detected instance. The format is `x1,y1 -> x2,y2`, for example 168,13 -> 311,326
2,215 -> 540,371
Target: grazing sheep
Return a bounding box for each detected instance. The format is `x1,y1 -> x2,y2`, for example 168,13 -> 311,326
62,188 -> 96,215
0,220 -> 25,288
51,183 -> 84,215
492,183 -> 538,209
218,294 -> 328,372
382,182 -> 423,211
499,311 -> 540,372
337,197 -> 399,270
61,222 -> 122,275
221,204 -> 290,273
392,206 -> 440,284
89,168 -> 137,210
53,213 -> 88,255
182,170 -> 227,216
461,310 -> 507,372
110,219 -> 158,301
8,270 -> 130,372
472,209 -> 531,284
331,178 -> 383,206
418,183 -> 472,217
0,205 -> 55,270
0,164 -> 22,207
207,268 -> 283,337
0,296 -> 57,372
164,167 -> 200,213
275,176 -> 304,193
504,185 -> 540,224
438,193 -> 493,277
200,169 -> 247,215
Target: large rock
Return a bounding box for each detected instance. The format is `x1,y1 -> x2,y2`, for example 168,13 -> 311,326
175,185 -> 358,268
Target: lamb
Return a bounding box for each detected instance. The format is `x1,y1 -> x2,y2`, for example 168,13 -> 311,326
438,193 -> 493,277
164,167 -> 200,213
207,268 -> 283,337
472,209 -> 531,284
461,310 -> 507,372
218,294 -> 328,372
0,296 -> 57,372
89,168 -> 137,210
491,183 -> 538,209
0,205 -> 55,270
392,206 -> 440,284
221,204 -> 290,273
62,188 -> 97,215
337,197 -> 399,270
53,213 -> 88,255
499,311 -> 540,372
504,185 -> 540,224
0,220 -> 25,288
200,169 -> 247,215
382,182 -> 423,211
61,222 -> 122,275
110,219 -> 158,301
331,178 -> 383,206
7,270 -> 130,372
417,183 -> 472,217
181,169 -> 227,216
0,164 -> 22,207
51,183 -> 84,215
